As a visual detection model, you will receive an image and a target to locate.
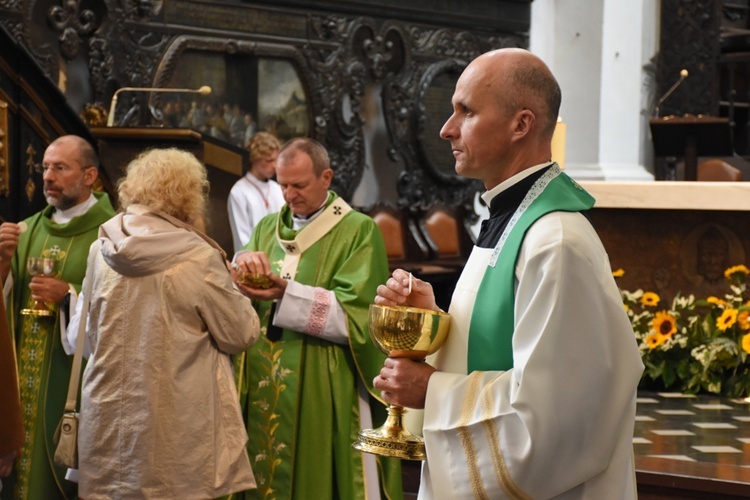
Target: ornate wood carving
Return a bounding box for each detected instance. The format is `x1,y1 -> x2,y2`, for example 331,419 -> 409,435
0,0 -> 24,42
0,22 -> 114,224
0,100 -> 7,197
657,0 -> 721,116
24,143 -> 36,202
6,0 -> 531,210
382,27 -> 526,218
48,0 -> 97,60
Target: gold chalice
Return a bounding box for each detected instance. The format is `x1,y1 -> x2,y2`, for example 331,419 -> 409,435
20,257 -> 57,317
353,303 -> 450,460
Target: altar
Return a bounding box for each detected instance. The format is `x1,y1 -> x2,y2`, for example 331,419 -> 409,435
582,181 -> 750,497
580,181 -> 750,303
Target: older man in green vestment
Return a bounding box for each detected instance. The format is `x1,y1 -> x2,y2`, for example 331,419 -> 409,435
233,138 -> 402,499
0,135 -> 115,500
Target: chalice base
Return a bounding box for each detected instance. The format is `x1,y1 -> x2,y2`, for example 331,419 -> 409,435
20,307 -> 55,317
353,405 -> 426,461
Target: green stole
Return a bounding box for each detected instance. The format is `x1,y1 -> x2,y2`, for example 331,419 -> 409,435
5,193 -> 114,500
468,166 -> 594,372
240,192 -> 401,500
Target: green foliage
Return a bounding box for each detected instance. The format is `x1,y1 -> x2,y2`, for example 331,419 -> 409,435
620,265 -> 750,397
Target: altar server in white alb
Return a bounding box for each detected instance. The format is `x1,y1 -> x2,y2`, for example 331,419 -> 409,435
227,132 -> 286,253
373,48 -> 644,499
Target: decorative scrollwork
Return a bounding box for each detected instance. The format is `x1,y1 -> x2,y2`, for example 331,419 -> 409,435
0,19 -> 23,44
24,143 -> 36,202
310,14 -> 345,41
381,27 -> 512,217
10,0 -> 532,215
48,0 -> 97,60
0,100 -> 8,197
723,5 -> 747,24
0,0 -> 22,9
658,0 -> 719,116
88,36 -> 115,101
355,26 -> 405,80
132,0 -> 163,19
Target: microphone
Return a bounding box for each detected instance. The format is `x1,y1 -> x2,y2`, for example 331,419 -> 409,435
106,85 -> 212,126
654,69 -> 688,117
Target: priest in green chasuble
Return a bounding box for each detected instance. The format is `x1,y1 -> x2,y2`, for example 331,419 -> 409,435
0,135 -> 115,500
232,138 -> 402,499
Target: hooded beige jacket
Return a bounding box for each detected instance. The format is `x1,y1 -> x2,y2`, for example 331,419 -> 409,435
77,206 -> 259,499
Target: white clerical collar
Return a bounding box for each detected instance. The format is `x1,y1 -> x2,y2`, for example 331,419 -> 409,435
291,198 -> 328,230
52,193 -> 97,224
481,161 -> 553,207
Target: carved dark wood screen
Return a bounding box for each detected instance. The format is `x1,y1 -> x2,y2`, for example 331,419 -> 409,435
0,0 -> 530,218
0,24 -> 109,224
656,0 -> 721,118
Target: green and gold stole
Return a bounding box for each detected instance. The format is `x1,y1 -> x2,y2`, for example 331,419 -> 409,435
468,165 -> 595,372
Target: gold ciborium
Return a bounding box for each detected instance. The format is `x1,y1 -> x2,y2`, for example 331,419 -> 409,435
353,303 -> 450,460
20,257 -> 57,317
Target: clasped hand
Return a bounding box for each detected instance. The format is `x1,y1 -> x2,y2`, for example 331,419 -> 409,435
231,251 -> 287,300
0,222 -> 20,263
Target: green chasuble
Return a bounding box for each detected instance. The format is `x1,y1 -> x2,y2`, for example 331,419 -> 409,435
468,166 -> 595,372
238,192 -> 402,500
2,192 -> 115,500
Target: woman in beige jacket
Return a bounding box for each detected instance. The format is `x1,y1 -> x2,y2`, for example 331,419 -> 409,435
74,148 -> 260,499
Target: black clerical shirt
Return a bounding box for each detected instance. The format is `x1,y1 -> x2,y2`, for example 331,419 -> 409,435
475,166 -> 552,249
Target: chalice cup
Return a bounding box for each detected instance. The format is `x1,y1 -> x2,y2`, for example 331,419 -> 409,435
20,257 -> 57,317
353,303 -> 450,460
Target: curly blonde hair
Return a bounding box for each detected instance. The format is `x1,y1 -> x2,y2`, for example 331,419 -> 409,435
118,148 -> 209,225
247,132 -> 281,164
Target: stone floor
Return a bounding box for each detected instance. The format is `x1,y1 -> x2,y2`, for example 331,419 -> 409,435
634,391 -> 750,466
401,390 -> 750,498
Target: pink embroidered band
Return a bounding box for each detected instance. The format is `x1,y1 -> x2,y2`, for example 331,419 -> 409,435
306,289 -> 330,336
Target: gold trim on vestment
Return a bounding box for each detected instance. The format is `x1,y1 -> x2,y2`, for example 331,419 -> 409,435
458,371 -> 489,499
15,236 -> 75,498
479,374 -> 531,500
275,197 -> 352,280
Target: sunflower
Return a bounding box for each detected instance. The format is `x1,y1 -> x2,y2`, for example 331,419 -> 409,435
724,265 -> 750,280
743,333 -> 750,355
645,332 -> 666,349
652,311 -> 677,338
716,308 -> 739,332
612,268 -> 625,278
641,292 -> 660,307
739,311 -> 750,331
707,296 -> 728,307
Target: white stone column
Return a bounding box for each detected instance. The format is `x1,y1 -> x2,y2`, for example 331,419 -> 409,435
530,0 -> 658,181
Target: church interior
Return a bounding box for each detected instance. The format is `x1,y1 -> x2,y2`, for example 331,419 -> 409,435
3,0 -> 750,497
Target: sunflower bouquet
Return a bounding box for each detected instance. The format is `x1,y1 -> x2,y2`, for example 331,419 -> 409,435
618,265 -> 750,397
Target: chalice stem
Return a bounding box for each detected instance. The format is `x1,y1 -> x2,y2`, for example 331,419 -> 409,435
353,402 -> 427,460
384,404 -> 408,437
356,303 -> 450,460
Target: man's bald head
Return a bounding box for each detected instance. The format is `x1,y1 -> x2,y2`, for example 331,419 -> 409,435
50,135 -> 100,169
470,49 -> 561,140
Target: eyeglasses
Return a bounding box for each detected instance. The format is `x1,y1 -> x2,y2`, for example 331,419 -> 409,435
34,164 -> 94,175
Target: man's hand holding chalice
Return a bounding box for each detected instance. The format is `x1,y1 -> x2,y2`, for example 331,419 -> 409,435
353,268 -> 450,460
372,269 -> 441,410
